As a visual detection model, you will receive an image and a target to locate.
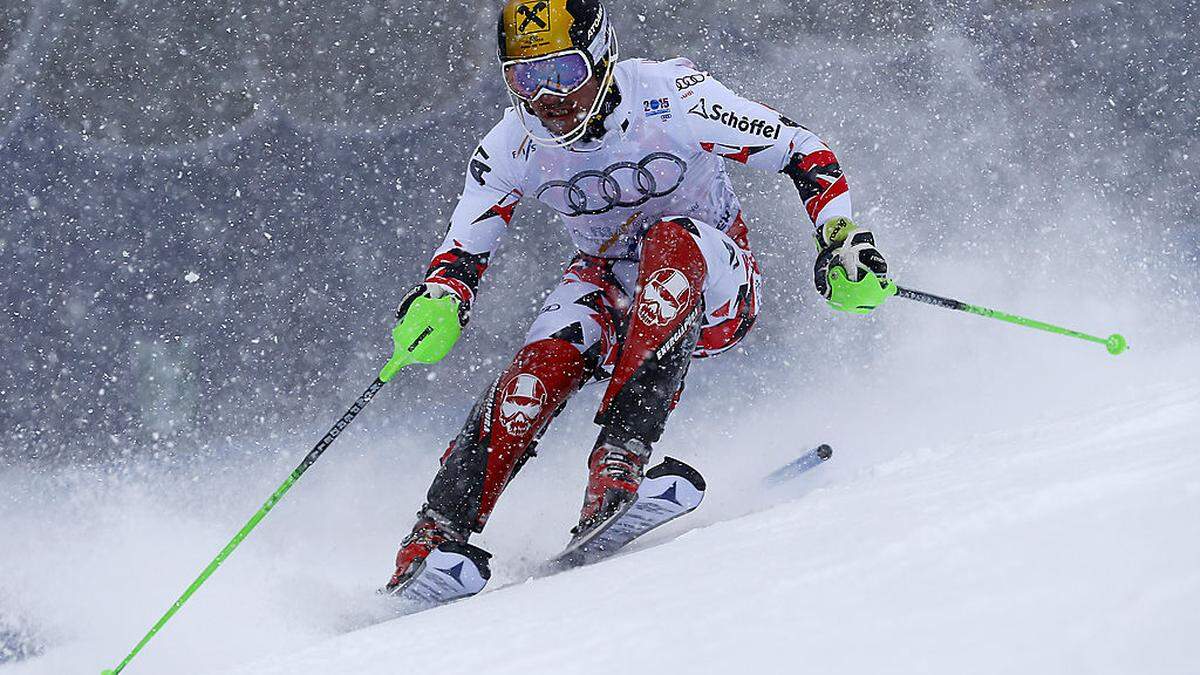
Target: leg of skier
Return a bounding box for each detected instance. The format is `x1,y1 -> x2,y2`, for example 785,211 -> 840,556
386,257 -> 625,589
576,218 -> 708,535
574,215 -> 760,539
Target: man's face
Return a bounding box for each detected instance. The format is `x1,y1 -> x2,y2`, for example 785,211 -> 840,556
526,75 -> 600,136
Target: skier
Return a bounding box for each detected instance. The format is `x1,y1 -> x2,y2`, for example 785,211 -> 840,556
384,0 -> 893,596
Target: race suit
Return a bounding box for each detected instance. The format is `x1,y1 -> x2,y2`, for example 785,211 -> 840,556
417,57 -> 852,533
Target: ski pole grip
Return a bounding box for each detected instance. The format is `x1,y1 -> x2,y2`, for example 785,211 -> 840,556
380,295 -> 463,382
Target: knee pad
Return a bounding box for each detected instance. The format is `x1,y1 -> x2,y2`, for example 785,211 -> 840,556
635,219 -> 707,329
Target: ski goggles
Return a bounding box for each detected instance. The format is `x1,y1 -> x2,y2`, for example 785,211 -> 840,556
502,50 -> 593,101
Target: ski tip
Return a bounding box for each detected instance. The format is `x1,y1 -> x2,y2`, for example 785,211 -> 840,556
381,543 -> 493,611
652,456 -> 706,491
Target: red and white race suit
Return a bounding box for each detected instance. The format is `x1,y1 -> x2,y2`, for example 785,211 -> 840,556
415,57 -> 852,533
425,57 -> 850,303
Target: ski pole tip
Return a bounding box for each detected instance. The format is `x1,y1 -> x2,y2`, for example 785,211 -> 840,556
1105,333 -> 1128,356
102,669 -> 117,674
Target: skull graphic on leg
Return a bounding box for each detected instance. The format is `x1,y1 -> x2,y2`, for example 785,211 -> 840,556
499,373 -> 547,436
637,267 -> 691,327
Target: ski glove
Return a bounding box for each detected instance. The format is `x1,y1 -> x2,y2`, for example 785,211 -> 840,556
395,282 -> 471,327
814,217 -> 896,314
380,283 -> 470,381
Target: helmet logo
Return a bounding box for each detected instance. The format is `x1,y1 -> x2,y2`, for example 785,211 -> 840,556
516,1 -> 550,34
499,373 -> 547,435
638,268 -> 691,326
586,6 -> 604,39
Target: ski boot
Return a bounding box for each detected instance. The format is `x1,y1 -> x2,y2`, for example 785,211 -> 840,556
383,509 -> 492,610
554,450 -> 706,569
575,439 -> 653,539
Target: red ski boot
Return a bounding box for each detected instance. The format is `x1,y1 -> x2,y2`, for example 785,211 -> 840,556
552,454 -> 707,569
573,438 -> 652,540
383,509 -> 493,610
384,510 -> 464,591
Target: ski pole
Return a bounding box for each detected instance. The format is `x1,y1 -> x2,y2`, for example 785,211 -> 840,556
101,378 -> 386,675
895,285 -> 1128,356
102,296 -> 462,674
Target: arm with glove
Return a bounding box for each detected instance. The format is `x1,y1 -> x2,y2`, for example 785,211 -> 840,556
668,61 -> 893,313
383,131 -> 525,380
779,135 -> 894,314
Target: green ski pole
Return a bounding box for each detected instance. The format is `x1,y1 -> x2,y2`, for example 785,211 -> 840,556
101,378 -> 386,675
103,295 -> 463,674
895,285 -> 1128,355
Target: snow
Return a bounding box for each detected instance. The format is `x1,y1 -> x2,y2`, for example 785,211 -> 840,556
3,338 -> 1197,675
214,378 -> 1200,675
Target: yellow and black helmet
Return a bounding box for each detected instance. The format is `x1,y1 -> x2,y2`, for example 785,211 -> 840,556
496,0 -> 619,146
497,0 -> 614,64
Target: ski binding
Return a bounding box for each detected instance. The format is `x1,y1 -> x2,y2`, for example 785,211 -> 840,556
386,541 -> 492,611
552,455 -> 705,569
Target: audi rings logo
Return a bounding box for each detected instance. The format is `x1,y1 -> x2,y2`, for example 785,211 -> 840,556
535,152 -> 687,217
675,73 -> 707,90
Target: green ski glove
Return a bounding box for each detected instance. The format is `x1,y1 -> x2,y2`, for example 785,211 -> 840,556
380,284 -> 469,382
814,217 -> 896,314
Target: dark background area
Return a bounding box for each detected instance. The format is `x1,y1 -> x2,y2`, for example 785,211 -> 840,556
1,0 -> 1196,462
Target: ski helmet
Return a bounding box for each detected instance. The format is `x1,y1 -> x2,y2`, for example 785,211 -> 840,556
497,0 -> 619,146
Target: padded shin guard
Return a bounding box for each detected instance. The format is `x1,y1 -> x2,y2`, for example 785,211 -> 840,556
595,219 -> 707,446
427,338 -> 585,532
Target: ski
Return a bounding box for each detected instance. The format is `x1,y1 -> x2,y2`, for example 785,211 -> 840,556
763,444 -> 833,485
356,448 -> 827,624
339,542 -> 493,633
383,541 -> 493,612
549,456 -> 706,570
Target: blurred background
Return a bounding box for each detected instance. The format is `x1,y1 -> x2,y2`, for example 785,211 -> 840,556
2,0 -> 1195,462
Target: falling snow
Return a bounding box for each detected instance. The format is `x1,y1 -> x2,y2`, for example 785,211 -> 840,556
1,0 -> 1198,673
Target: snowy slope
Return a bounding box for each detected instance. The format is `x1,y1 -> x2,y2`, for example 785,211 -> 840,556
4,347 -> 1198,675
219,381 -> 1200,675
3,269 -> 1195,675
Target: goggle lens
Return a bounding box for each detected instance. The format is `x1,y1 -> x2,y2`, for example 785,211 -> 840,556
503,52 -> 591,101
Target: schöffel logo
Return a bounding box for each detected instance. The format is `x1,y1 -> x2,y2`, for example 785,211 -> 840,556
675,73 -> 706,90
687,98 -> 782,139
643,98 -> 671,119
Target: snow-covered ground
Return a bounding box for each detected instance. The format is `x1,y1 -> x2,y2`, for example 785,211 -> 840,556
222,376 -> 1200,675
4,314 -> 1198,674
